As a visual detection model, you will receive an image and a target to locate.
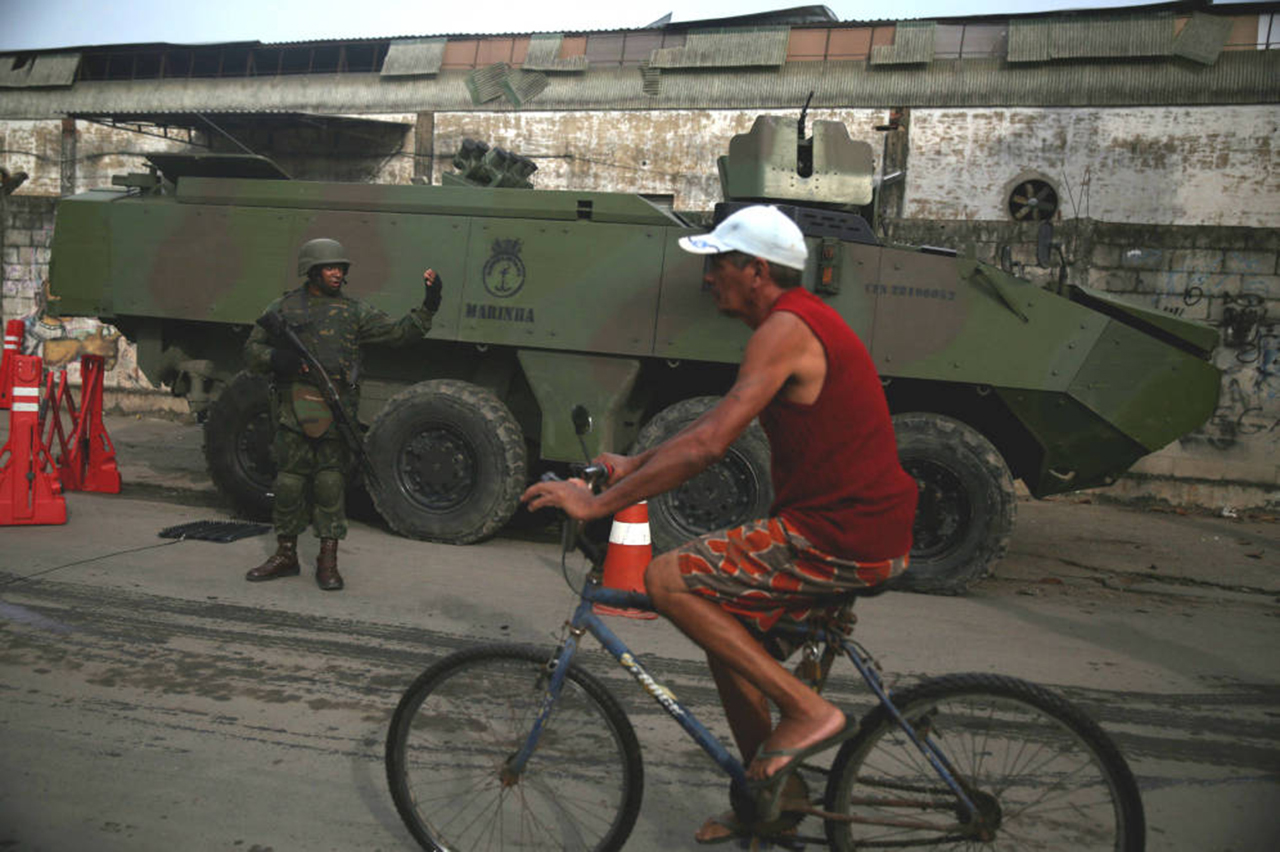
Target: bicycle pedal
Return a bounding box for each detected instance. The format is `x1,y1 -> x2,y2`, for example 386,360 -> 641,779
733,771 -> 810,833
738,831 -> 807,851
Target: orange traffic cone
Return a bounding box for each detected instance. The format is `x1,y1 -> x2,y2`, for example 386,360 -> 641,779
594,501 -> 658,620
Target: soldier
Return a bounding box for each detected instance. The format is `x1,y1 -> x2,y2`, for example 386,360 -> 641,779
244,237 -> 443,591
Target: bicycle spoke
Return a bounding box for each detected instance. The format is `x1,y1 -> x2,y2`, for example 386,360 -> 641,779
387,646 -> 642,851
825,676 -> 1141,851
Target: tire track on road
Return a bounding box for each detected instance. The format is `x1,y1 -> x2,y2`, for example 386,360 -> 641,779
3,571 -> 1276,786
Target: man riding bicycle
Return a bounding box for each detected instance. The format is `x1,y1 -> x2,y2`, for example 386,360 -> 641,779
522,204 -> 918,843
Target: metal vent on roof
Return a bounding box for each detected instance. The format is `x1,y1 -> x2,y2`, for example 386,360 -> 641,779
381,38 -> 445,77
1173,12 -> 1234,66
465,63 -> 549,108
640,62 -> 661,97
523,34 -> 588,72
502,69 -> 548,107
467,63 -> 510,104
649,28 -> 789,69
870,21 -> 937,66
0,52 -> 80,88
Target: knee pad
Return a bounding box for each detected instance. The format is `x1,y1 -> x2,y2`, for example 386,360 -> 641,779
312,469 -> 346,513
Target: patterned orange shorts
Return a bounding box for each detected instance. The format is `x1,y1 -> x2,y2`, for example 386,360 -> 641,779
676,517 -> 908,641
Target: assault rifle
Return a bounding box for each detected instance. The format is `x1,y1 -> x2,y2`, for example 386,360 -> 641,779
255,310 -> 384,495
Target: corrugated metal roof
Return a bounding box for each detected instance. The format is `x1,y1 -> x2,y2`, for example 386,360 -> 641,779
380,38 -> 445,77
502,69 -> 549,106
256,4 -> 839,45
870,21 -> 935,66
1172,11 -> 1235,65
523,34 -> 589,72
16,4 -> 1272,54
1009,11 -> 1175,62
466,63 -> 509,104
649,28 -> 790,69
6,49 -> 1270,118
0,52 -> 80,88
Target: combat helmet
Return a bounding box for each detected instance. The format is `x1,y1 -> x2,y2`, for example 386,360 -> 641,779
297,238 -> 350,277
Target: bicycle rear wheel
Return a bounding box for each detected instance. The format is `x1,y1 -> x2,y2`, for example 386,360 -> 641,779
386,644 -> 643,852
824,673 -> 1144,851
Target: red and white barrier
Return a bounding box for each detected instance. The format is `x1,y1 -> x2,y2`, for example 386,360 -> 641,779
0,318 -> 22,410
0,354 -> 67,525
42,354 -> 120,493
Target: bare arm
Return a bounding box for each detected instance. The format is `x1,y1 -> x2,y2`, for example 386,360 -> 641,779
523,311 -> 821,520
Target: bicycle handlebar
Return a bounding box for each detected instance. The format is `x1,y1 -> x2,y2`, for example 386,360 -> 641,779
539,464 -> 612,567
539,462 -> 612,493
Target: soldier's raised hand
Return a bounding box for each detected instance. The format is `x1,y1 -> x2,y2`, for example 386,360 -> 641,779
423,268 -> 444,312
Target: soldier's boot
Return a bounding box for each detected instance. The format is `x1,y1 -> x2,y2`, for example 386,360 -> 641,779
316,538 -> 343,591
246,535 -> 301,582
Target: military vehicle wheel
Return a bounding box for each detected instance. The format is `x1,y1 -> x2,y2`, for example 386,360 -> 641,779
203,371 -> 275,520
366,380 -> 526,544
891,413 -> 1016,595
634,396 -> 773,554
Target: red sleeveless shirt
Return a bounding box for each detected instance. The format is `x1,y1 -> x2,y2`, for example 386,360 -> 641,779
757,288 -> 917,561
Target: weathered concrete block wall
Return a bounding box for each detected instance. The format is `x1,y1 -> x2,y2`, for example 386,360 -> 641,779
886,216 -> 1280,508
907,106 -> 1278,228
1085,223 -> 1279,497
1,118 -> 198,322
1,195 -> 55,319
0,193 -> 158,394
426,108 -> 885,213
0,118 -> 201,197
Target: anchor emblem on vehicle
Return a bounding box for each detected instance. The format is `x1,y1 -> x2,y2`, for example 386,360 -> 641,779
482,238 -> 526,298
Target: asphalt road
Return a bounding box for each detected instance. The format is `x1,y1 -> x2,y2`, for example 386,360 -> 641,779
0,416 -> 1277,850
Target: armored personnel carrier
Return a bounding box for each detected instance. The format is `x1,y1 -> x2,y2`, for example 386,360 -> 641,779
47,114 -> 1221,593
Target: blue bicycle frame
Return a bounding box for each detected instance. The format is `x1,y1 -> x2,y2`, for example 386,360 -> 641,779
506,574 -> 980,822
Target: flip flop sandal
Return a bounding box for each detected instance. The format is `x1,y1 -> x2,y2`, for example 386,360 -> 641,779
694,810 -> 749,845
746,715 -> 860,822
695,808 -> 804,847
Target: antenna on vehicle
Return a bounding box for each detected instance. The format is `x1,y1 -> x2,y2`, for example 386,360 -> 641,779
797,90 -> 815,178
572,405 -> 594,463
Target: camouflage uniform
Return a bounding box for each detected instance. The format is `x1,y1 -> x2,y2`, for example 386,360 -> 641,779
245,287 -> 434,540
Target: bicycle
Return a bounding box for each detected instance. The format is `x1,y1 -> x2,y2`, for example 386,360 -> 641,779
386,455 -> 1145,850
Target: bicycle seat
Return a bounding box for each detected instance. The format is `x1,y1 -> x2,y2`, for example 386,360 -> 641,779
821,581 -> 894,604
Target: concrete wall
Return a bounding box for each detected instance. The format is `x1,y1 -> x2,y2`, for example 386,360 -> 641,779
0,193 -> 160,396
1086,223 -> 1279,506
906,106 -> 1279,228
426,108 -> 886,213
0,118 -> 202,197
1,195 -> 55,320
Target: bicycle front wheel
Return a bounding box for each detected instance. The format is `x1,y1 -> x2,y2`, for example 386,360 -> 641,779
386,644 -> 643,852
825,673 -> 1144,851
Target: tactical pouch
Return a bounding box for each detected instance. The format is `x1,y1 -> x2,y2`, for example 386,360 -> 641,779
291,384 -> 334,438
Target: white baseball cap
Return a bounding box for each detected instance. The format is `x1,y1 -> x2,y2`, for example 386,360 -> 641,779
678,205 -> 808,270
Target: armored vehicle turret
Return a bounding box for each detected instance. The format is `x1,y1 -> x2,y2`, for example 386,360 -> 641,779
48,114 -> 1220,594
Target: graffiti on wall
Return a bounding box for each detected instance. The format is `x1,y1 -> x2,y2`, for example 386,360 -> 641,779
1118,259 -> 1279,455
1178,299 -> 1279,452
